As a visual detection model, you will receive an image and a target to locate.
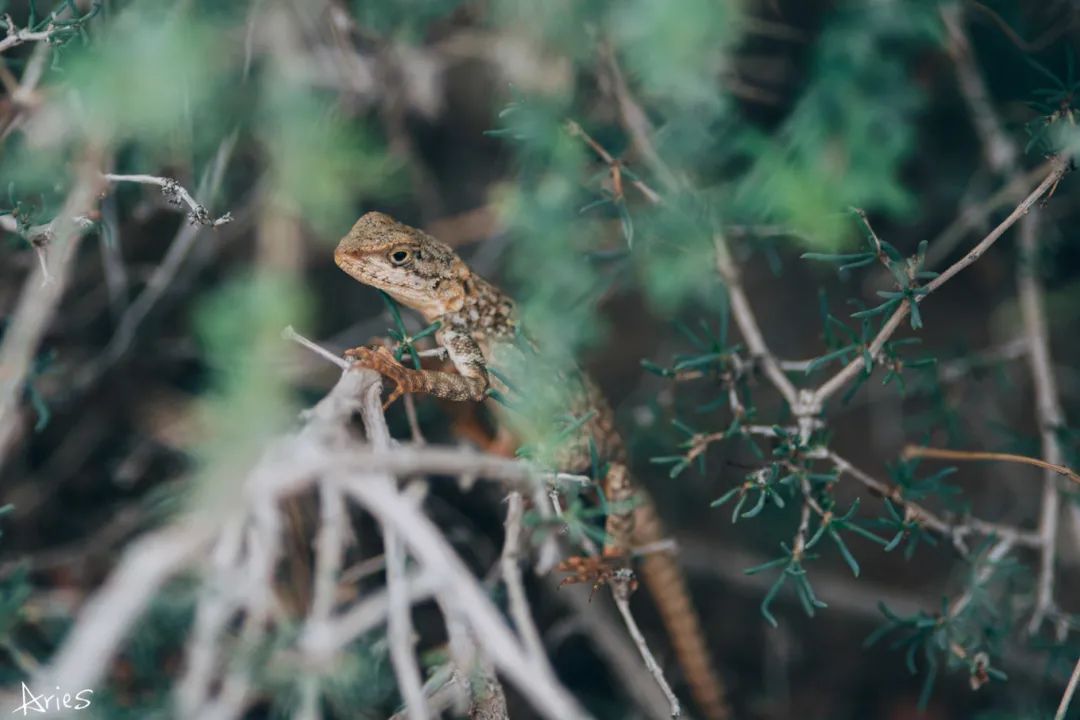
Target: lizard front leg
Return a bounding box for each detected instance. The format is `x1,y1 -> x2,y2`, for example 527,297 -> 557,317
346,329 -> 488,409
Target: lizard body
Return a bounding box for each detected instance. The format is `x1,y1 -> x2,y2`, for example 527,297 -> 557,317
335,211 -> 729,720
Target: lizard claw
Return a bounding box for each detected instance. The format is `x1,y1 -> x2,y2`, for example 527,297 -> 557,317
345,344 -> 414,410
556,551 -> 637,601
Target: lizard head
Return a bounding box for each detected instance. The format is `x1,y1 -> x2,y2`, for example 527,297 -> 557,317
335,211 -> 471,321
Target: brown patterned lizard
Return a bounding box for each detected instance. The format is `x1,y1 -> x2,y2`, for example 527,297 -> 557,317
335,211 -> 730,720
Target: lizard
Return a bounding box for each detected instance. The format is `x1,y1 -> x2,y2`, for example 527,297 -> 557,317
334,210 -> 731,720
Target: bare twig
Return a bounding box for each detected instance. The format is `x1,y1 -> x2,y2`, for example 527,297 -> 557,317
501,491 -> 547,662
344,473 -> 588,720
715,235 -> 801,409
347,372 -> 588,720
902,445 -> 1079,487
384,524 -> 429,720
967,0 -> 1076,54
1017,209 -> 1067,633
601,43 -> 680,193
1056,656 -> 1080,720
102,173 -> 234,227
920,161 -> 1053,272
612,584 -> 681,719
942,5 -> 1019,172
0,13 -> 68,54
565,119 -> 662,205
283,325 -> 350,369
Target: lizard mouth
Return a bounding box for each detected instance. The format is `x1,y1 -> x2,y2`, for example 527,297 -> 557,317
334,251 -> 382,288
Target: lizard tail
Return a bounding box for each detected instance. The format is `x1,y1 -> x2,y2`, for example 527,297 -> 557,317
632,483 -> 731,720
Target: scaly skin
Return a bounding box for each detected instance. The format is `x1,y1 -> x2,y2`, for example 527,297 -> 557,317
335,211 -> 730,720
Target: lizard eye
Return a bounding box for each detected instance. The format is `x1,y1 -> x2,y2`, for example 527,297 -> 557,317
388,249 -> 412,265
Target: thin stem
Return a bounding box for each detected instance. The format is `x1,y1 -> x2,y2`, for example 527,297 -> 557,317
612,588 -> 681,719
1056,656 -> 1080,720
714,235 -> 800,408
102,173 -> 234,227
827,451 -> 1041,550
902,445 -> 1079,487
501,491 -> 547,662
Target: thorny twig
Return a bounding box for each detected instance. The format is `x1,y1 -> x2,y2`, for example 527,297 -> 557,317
827,450 -> 1041,552
579,45 -> 1072,664
812,154 -> 1071,406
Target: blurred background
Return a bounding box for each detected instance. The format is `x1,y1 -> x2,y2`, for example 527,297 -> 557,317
1,0 -> 1079,718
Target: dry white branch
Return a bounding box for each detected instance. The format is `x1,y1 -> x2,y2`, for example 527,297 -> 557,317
385,523 -> 429,720
283,325 -> 349,369
302,569 -> 436,662
297,473 -> 351,720
612,584 -> 681,718
501,491 -> 547,662
345,371 -> 588,720
102,173 -> 234,227
0,13 -> 64,54
38,517 -> 217,692
345,476 -> 588,720
175,519 -> 247,717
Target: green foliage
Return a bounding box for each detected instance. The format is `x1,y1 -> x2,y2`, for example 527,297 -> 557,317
352,0 -> 466,41
88,579 -> 197,719
380,292 -> 440,369
734,3 -> 939,249
251,626 -> 394,719
0,1 -> 99,54
493,101 -> 606,359
259,83 -> 403,237
865,541 -> 1021,710
189,274 -> 309,510
633,196 -> 724,312
67,2 -> 224,145
609,0 -> 740,109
